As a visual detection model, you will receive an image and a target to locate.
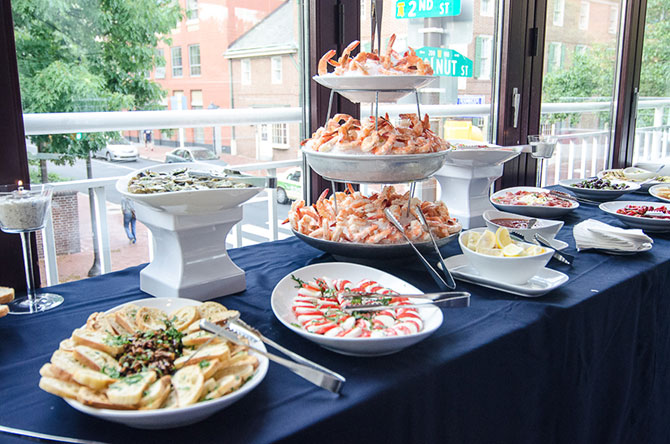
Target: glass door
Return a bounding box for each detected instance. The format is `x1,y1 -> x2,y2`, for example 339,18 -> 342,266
630,0 -> 670,176
538,0 -> 625,186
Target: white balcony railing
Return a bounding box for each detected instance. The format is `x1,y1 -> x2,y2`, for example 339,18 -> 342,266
23,98 -> 670,284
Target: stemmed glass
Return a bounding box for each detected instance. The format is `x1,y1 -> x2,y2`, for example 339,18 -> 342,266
528,135 -> 558,187
0,183 -> 64,314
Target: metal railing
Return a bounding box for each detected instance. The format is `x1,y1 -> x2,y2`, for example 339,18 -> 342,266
23,97 -> 670,284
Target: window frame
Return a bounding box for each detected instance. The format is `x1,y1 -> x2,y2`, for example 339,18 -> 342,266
579,1 -> 590,30
171,46 -> 183,78
271,56 -> 282,84
155,48 -> 166,79
480,0 -> 494,17
186,0 -> 199,21
241,58 -> 251,85
271,123 -> 289,147
553,0 -> 565,27
189,44 -> 201,77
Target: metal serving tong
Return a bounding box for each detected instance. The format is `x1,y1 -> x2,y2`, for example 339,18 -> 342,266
199,320 -> 345,394
370,0 -> 383,55
508,232 -> 573,265
414,206 -> 457,289
342,292 -> 470,312
549,190 -> 600,205
384,208 -> 452,291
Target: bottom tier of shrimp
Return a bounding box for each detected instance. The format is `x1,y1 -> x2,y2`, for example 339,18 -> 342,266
291,276 -> 423,338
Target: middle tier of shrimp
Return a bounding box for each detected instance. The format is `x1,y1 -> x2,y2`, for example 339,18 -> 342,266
291,276 -> 424,338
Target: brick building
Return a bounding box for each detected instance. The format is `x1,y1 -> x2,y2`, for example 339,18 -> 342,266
144,0 -> 285,151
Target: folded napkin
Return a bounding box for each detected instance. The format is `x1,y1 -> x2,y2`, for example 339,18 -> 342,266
573,219 -> 653,253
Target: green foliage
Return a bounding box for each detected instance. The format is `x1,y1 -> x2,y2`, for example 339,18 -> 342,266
13,0 -> 182,164
639,0 -> 670,98
29,167 -> 71,183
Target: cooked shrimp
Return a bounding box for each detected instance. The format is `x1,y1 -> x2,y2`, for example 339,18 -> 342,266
318,49 -> 337,75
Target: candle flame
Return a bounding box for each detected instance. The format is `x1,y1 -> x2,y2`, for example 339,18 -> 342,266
17,180 -> 23,187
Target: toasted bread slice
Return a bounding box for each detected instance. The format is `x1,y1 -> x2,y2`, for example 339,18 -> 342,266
0,304 -> 8,318
172,365 -> 205,407
72,328 -> 124,357
73,345 -> 121,373
174,342 -> 230,369
73,368 -> 116,390
139,376 -> 172,410
198,359 -> 221,380
77,387 -> 134,410
135,307 -> 168,332
39,376 -> 82,400
203,375 -> 240,401
197,302 -> 239,325
181,330 -> 222,347
162,386 -> 178,409
0,286 -> 14,304
85,312 -> 117,335
50,350 -> 89,380
107,371 -> 157,406
39,363 -> 63,380
114,304 -> 140,333
104,312 -> 130,335
170,306 -> 200,331
59,338 -> 76,352
225,350 -> 259,369
214,363 -> 255,382
185,321 -> 202,334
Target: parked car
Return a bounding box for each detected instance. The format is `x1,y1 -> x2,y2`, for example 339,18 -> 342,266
165,147 -> 228,166
276,168 -> 302,204
94,138 -> 138,161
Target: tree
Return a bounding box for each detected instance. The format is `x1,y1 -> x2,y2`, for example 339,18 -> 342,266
12,0 -> 182,180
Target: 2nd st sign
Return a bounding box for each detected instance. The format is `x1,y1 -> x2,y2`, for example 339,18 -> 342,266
415,47 -> 473,77
396,0 -> 462,19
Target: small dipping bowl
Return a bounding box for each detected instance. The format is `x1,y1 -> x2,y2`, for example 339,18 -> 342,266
458,228 -> 554,285
483,209 -> 563,242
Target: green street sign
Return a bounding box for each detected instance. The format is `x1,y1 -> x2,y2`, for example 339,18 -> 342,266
415,47 -> 473,77
396,0 -> 462,19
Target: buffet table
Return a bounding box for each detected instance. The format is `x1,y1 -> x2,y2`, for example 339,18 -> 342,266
1,192 -> 670,444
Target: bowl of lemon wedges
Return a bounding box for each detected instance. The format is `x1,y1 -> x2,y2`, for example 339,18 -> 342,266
458,227 -> 554,285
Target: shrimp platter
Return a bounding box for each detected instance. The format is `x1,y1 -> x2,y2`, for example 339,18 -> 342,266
286,185 -> 461,245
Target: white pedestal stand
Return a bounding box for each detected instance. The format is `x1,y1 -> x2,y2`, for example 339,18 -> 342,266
434,150 -> 521,229
135,203 -> 246,301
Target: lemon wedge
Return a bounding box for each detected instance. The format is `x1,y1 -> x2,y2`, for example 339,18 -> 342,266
495,227 -> 513,249
477,247 -> 503,257
466,232 -> 481,250
524,245 -> 546,256
475,230 -> 496,252
502,243 -> 524,257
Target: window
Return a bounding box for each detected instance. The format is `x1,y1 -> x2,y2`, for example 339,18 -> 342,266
155,49 -> 166,79
360,0 -> 365,19
172,90 -> 184,110
272,123 -> 288,146
474,35 -> 493,80
260,124 -> 269,142
171,47 -> 183,77
271,56 -> 282,84
553,0 -> 565,26
579,2 -> 590,30
609,7 -> 618,34
480,0 -> 494,17
186,0 -> 198,21
190,90 -> 203,109
189,45 -> 201,76
241,59 -> 251,85
575,45 -> 588,56
547,42 -> 563,73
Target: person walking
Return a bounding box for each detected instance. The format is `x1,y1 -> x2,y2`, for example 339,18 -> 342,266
121,197 -> 137,244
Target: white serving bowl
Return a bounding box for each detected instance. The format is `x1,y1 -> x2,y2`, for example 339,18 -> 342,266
63,298 -> 269,429
271,262 -> 443,357
482,209 -> 563,241
559,178 -> 640,201
649,184 -> 670,203
458,228 -> 554,285
116,163 -> 264,215
489,186 -> 579,218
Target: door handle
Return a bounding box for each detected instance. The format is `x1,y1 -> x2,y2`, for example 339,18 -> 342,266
512,87 -> 521,128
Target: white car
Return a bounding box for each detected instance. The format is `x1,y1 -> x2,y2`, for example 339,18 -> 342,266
95,138 -> 138,161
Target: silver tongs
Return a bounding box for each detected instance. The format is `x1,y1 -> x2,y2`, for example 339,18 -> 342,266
384,208 -> 452,291
370,0 -> 383,55
199,320 -> 345,394
549,189 -> 599,205
342,292 -> 470,312
414,206 -> 457,289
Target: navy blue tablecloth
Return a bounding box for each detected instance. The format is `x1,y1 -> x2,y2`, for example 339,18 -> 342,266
2,192 -> 670,444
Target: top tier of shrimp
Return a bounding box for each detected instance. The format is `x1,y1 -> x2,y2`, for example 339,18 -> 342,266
318,34 -> 434,76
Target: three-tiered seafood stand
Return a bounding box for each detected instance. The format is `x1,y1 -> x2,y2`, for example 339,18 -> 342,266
116,164 -> 274,300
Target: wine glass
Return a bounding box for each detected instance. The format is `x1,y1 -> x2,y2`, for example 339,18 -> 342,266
528,135 -> 558,187
0,183 -> 64,314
